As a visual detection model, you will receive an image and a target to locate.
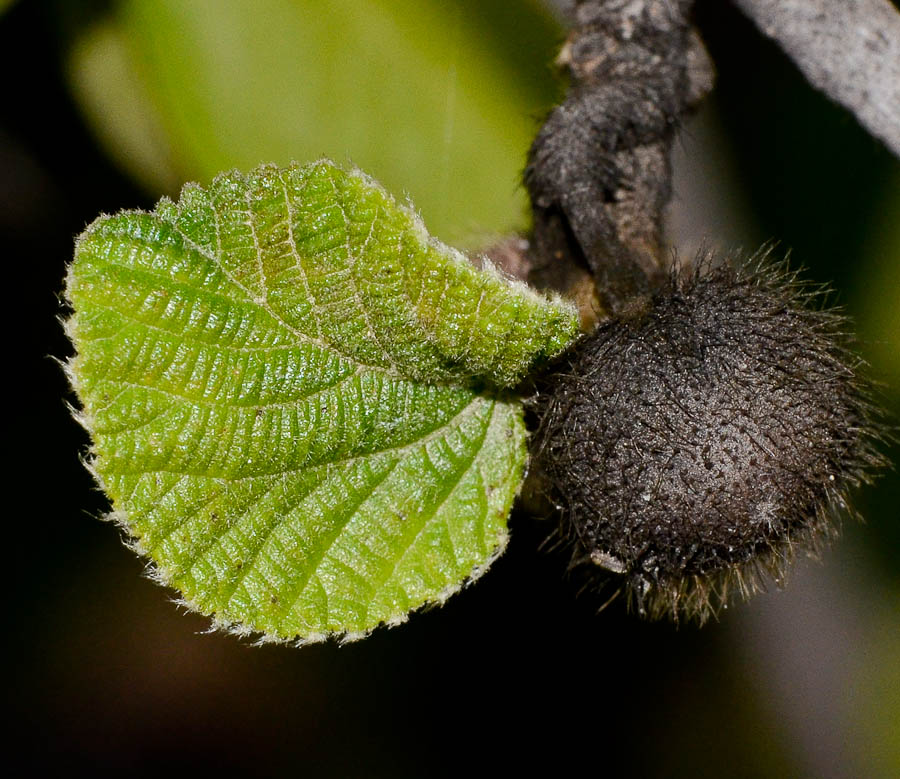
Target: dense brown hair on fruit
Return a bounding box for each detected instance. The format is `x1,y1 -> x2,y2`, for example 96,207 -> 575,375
530,254 -> 885,623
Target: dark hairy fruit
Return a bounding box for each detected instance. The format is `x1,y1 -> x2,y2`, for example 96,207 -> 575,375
530,256 -> 884,623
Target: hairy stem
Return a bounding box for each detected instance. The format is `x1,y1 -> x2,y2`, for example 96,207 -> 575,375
525,0 -> 713,319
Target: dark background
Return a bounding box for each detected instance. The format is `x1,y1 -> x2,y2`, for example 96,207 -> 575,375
7,1 -> 899,776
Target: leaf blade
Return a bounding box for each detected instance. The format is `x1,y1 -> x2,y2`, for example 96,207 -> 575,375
66,161 -> 576,641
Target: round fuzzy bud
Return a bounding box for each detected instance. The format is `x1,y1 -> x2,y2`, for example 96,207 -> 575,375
530,256 -> 883,622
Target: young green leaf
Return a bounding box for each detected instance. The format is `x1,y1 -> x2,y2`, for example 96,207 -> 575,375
65,160 -> 578,642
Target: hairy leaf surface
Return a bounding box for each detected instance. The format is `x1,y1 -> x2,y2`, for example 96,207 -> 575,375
66,161 -> 578,641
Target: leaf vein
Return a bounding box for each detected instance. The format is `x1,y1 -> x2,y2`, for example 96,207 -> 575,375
364,400 -> 495,620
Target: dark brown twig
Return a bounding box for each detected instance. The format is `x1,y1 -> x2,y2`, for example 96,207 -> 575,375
525,0 -> 713,320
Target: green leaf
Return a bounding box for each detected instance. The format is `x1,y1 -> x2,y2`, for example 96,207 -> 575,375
66,160 -> 578,642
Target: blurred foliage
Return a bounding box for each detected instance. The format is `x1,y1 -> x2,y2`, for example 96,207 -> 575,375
853,593 -> 900,778
67,0 -> 564,246
858,175 -> 900,390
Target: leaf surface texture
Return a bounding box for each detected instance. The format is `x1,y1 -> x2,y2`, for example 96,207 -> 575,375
66,161 -> 578,640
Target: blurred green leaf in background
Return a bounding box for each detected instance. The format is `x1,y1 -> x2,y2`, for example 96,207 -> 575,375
67,0 -> 563,247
